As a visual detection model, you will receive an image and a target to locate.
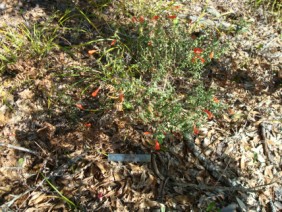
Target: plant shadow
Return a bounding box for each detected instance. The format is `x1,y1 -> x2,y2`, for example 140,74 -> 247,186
203,58 -> 281,96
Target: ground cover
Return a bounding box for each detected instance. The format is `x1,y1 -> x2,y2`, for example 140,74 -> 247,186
0,0 -> 281,211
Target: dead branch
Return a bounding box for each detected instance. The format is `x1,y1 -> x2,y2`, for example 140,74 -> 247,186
183,134 -> 234,187
172,181 -> 276,193
151,153 -> 165,181
259,123 -> 276,165
0,143 -> 39,156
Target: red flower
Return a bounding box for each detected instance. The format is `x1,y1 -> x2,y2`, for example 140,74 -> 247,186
88,49 -> 97,55
76,104 -> 84,110
209,51 -> 214,59
139,16 -> 145,23
168,15 -> 177,19
213,96 -> 219,103
84,123 -> 91,127
91,87 -> 100,97
191,55 -> 205,64
193,125 -> 199,135
203,109 -> 214,120
199,57 -> 205,63
155,141 -> 160,151
228,108 -> 235,115
119,93 -> 124,102
111,39 -> 117,46
143,131 -> 152,135
172,5 -> 181,10
152,15 -> 159,21
193,47 -> 203,54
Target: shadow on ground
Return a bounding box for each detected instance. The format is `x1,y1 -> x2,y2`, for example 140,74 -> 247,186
2,103 -> 253,210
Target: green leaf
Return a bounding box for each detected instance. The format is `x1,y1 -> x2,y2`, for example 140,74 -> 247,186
123,102 -> 133,109
18,158 -> 24,167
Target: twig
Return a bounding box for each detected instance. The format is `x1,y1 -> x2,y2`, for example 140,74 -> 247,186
152,153 -> 170,202
171,181 -> 276,193
0,143 -> 39,156
182,134 -> 279,193
159,177 -> 169,202
183,134 -> 234,187
258,123 -> 275,165
0,189 -> 32,209
215,157 -> 232,186
151,153 -> 165,181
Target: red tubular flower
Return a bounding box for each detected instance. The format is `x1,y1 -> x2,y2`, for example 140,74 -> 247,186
111,39 -> 117,46
192,55 -> 205,64
173,5 -> 181,10
168,15 -> 177,19
228,108 -> 235,115
119,93 -> 124,102
155,141 -> 160,151
193,47 -> 203,54
213,96 -> 219,103
84,123 -> 91,127
139,16 -> 145,23
152,15 -> 159,21
209,51 -> 214,59
199,57 -> 205,64
203,109 -> 214,120
193,125 -> 200,135
76,104 -> 84,110
91,87 -> 100,97
88,49 -> 97,55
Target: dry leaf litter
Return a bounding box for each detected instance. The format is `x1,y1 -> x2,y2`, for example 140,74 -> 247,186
0,0 -> 281,211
